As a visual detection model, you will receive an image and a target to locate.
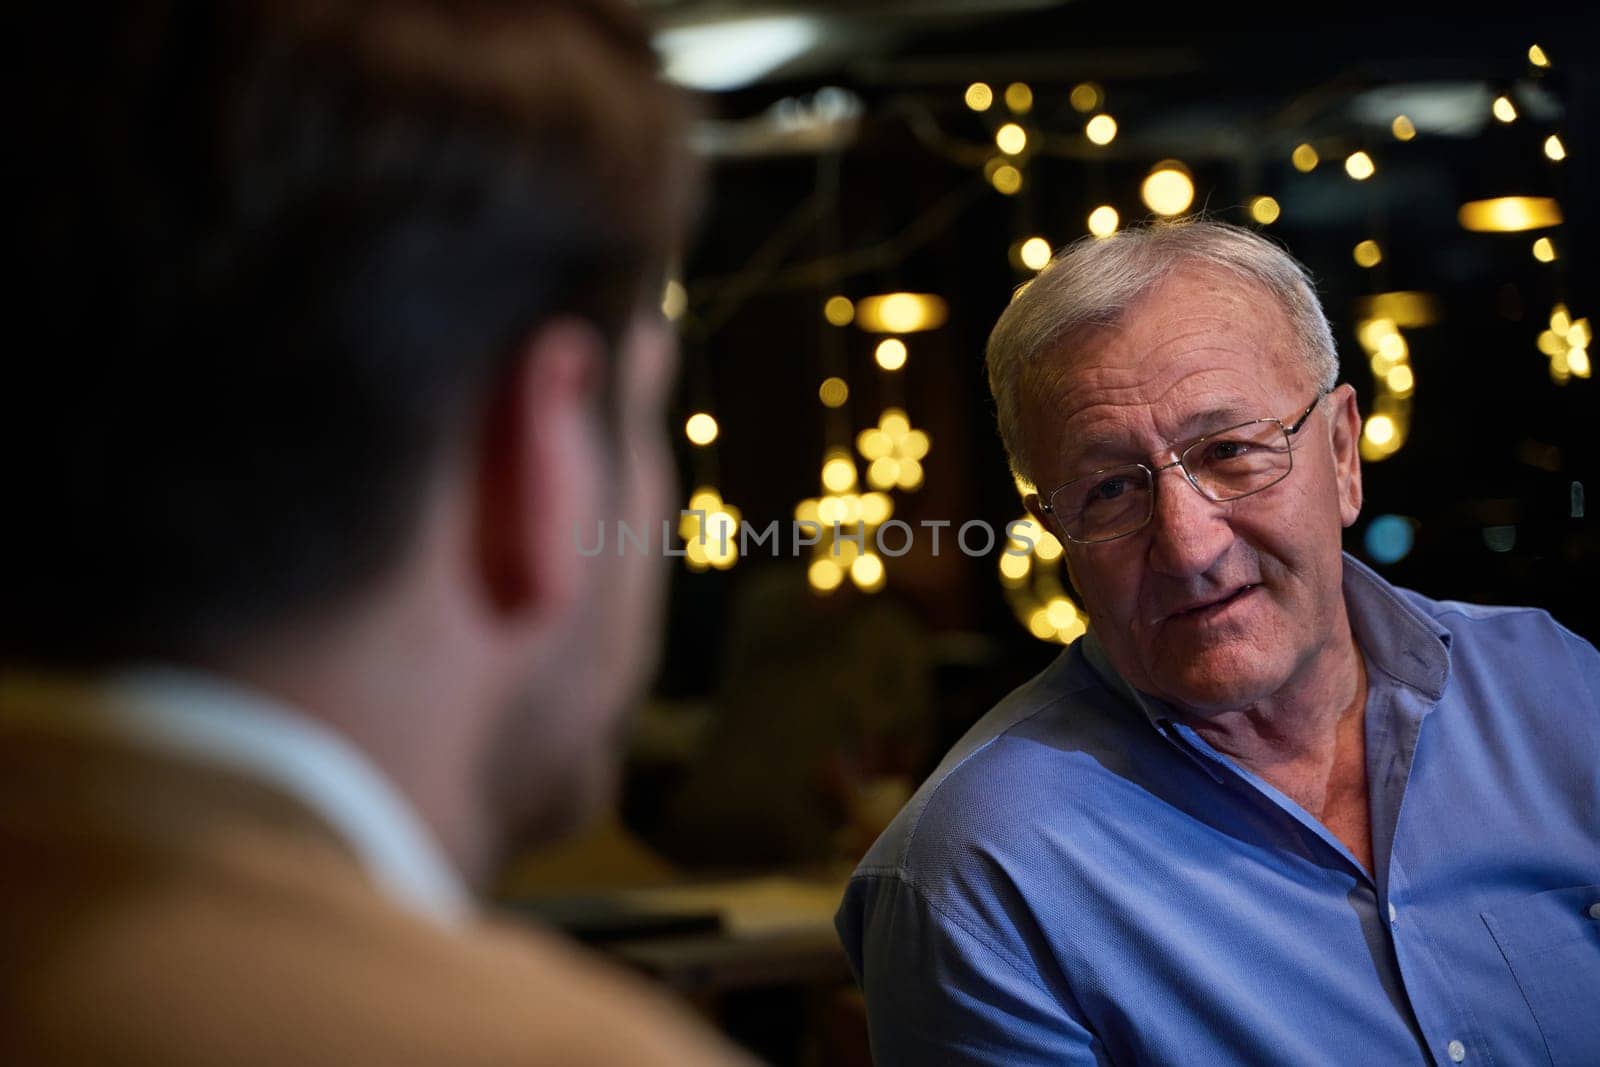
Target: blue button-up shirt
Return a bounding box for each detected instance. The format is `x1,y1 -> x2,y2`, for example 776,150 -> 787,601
837,555 -> 1600,1064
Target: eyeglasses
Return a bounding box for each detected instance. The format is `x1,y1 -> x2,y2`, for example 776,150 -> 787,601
1038,392 -> 1326,544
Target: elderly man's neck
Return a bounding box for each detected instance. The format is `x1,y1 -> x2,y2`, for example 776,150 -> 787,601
1176,622 -> 1373,871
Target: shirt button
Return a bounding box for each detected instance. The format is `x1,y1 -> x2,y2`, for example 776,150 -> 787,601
1587,902 -> 1600,919
1447,1039 -> 1466,1062
1388,903 -> 1398,923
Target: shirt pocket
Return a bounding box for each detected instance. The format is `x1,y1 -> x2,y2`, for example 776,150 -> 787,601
1480,883 -> 1600,1067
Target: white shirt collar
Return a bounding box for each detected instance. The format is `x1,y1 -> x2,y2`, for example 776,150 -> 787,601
2,667 -> 471,926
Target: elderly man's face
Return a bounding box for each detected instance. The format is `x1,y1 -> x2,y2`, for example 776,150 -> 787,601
1023,265 -> 1362,713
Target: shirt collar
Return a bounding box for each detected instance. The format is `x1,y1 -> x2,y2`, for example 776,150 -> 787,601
1081,551 -> 1453,735
0,667 -> 470,926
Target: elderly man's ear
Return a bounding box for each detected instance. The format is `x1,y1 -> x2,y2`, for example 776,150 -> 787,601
1328,383 -> 1364,528
473,318 -> 608,624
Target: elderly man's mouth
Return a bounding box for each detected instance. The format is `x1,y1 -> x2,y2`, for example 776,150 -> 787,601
1166,584 -> 1259,622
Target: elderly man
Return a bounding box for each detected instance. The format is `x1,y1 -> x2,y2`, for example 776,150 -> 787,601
837,220 -> 1599,1064
1,2 -> 747,1064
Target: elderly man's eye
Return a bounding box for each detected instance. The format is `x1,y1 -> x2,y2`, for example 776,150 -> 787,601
1203,439 -> 1253,464
1088,475 -> 1134,502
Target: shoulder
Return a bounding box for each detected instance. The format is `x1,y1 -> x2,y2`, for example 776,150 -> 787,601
1399,584 -> 1598,671
2,807 -> 744,1066
840,644 -> 1152,943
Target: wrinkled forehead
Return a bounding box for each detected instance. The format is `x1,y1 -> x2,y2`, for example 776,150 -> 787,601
1020,267 -> 1309,474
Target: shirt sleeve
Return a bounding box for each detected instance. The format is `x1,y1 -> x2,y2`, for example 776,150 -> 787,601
837,872 -> 1111,1066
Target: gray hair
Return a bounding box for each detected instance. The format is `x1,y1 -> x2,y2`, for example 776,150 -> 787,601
985,217 -> 1339,487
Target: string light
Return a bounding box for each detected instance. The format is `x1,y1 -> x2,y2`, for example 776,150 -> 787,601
1391,115 -> 1416,141
1353,240 -> 1383,268
989,162 -> 1023,195
1532,237 -> 1557,263
1004,82 -> 1033,114
1492,95 -> 1518,123
1544,135 -> 1566,162
680,486 -> 741,572
823,295 -> 854,326
1085,114 -> 1117,145
998,512 -> 1087,645
1141,161 -> 1194,216
1069,82 -> 1102,112
1537,304 -> 1592,384
1248,196 -> 1281,225
818,376 -> 849,407
1291,144 -> 1319,172
685,412 -> 719,446
1345,151 -> 1376,180
964,82 -> 993,112
1088,205 -> 1120,238
1458,197 -> 1563,232
995,123 -> 1028,155
1528,44 -> 1550,68
1019,236 -> 1052,271
874,338 -> 908,371
855,292 -> 948,333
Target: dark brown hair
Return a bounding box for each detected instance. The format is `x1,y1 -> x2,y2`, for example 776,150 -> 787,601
9,0 -> 699,666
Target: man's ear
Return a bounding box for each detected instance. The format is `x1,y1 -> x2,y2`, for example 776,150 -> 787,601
1327,382 -> 1364,528
1022,491 -> 1050,534
474,318 -> 607,621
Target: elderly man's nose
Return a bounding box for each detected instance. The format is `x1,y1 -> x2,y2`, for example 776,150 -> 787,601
1147,468 -> 1232,577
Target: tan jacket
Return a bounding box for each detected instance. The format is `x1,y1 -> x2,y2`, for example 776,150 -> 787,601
0,700 -> 749,1065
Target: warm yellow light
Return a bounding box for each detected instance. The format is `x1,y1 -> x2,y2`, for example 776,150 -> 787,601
1353,240 -> 1383,268
1537,329 -> 1564,357
1377,332 -> 1407,362
901,429 -> 931,460
1087,205 -> 1120,238
1292,143 -> 1319,172
896,458 -> 924,491
880,409 -> 911,438
1345,151 -> 1376,181
1532,237 -> 1557,263
860,492 -> 893,526
856,428 -> 891,460
1529,44 -> 1550,68
822,452 -> 857,493
1570,347 -> 1592,378
1551,305 -> 1571,335
1357,316 -> 1398,352
808,557 -> 844,592
1005,82 -> 1033,114
1069,82 -> 1102,113
850,552 -> 885,591
1034,531 -> 1063,561
819,376 -> 849,408
794,497 -> 819,524
661,279 -> 687,322
999,552 -> 1030,580
1019,236 -> 1052,271
1364,414 -> 1396,447
990,163 -> 1023,195
1386,365 -> 1415,396
685,412 -> 719,446
964,82 -> 993,112
854,292 -> 949,333
1355,293 -> 1439,328
1046,597 -> 1079,630
996,122 -> 1028,155
1391,115 -> 1417,142
1458,197 -> 1563,233
687,487 -> 722,517
1492,96 -> 1518,123
1027,608 -> 1057,640
874,338 -> 908,371
867,456 -> 900,490
1570,318 -> 1593,347
1544,134 -> 1566,162
1141,162 -> 1194,217
1249,196 -> 1281,224
823,295 -> 855,326
1085,114 -> 1118,146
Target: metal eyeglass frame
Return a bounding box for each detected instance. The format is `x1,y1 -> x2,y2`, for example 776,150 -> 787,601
1037,391 -> 1327,545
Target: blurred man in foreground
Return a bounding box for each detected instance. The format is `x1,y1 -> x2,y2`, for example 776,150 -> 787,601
2,2 -> 747,1063
838,220 -> 1599,1064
